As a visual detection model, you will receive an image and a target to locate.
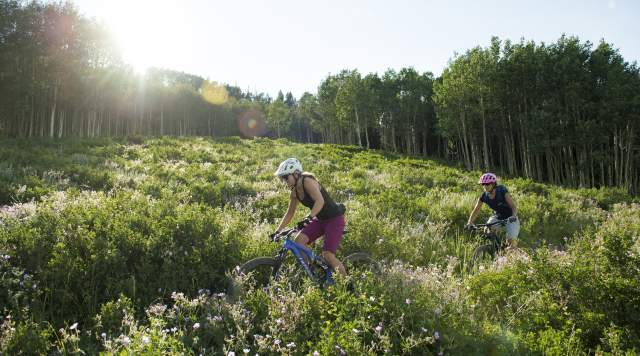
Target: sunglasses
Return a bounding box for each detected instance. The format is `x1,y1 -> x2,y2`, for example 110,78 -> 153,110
279,174 -> 290,182
481,183 -> 493,186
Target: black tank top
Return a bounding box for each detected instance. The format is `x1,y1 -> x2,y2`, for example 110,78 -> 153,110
295,175 -> 344,220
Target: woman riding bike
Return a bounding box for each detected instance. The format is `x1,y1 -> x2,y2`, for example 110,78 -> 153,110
273,158 -> 347,275
466,173 -> 520,248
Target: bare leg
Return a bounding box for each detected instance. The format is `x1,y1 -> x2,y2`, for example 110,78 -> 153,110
322,251 -> 346,276
295,232 -> 310,246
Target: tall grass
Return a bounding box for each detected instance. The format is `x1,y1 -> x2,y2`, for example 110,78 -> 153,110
1,136 -> 638,354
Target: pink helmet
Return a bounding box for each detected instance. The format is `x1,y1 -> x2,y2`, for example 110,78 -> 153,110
478,173 -> 497,185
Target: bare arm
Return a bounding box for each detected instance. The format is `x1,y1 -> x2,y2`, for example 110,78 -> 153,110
467,198 -> 484,225
275,190 -> 299,232
303,178 -> 324,218
505,193 -> 518,217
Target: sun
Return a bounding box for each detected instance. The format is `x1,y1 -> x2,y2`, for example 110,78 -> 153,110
101,1 -> 191,73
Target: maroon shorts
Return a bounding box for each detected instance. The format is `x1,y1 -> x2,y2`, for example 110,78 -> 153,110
300,214 -> 345,254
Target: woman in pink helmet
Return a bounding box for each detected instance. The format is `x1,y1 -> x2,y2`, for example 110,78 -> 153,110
466,173 -> 520,247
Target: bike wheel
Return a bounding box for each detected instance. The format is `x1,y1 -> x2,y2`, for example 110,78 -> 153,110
344,252 -> 380,277
228,257 -> 280,300
472,244 -> 495,267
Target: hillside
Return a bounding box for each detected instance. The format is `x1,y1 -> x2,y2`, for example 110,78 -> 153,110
1,136 -> 639,354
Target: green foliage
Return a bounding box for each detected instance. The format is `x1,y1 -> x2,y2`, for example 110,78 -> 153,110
434,36 -> 640,193
2,0 -> 637,194
0,137 -> 638,353
466,204 -> 640,352
0,318 -> 52,355
95,295 -> 135,336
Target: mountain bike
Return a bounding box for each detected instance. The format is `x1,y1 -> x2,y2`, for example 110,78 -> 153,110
228,226 -> 379,299
467,217 -> 516,266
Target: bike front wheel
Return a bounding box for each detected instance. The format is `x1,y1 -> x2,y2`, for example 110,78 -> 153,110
228,257 -> 280,300
472,244 -> 496,267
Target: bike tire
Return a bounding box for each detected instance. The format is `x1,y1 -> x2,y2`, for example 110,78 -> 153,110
344,252 -> 380,277
228,257 -> 280,300
472,244 -> 496,267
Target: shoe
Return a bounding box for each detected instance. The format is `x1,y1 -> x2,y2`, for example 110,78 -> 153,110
324,276 -> 336,288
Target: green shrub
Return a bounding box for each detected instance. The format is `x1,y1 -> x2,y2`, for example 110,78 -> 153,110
0,319 -> 51,355
0,137 -> 637,353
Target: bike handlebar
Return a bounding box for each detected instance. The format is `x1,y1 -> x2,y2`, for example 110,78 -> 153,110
270,216 -> 318,242
467,217 -> 515,230
270,227 -> 298,242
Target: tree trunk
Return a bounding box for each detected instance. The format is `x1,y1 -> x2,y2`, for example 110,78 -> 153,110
355,111 -> 362,146
390,117 -> 397,152
57,110 -> 64,138
625,124 -> 634,191
364,120 -> 370,149
29,96 -> 35,137
49,84 -> 58,138
160,100 -> 165,135
460,111 -> 471,169
481,97 -> 490,169
423,129 -> 428,156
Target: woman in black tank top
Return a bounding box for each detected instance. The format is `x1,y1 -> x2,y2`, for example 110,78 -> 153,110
273,158 -> 347,276
466,172 -> 520,248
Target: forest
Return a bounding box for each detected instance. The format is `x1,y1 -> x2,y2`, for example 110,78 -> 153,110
1,1 -> 638,192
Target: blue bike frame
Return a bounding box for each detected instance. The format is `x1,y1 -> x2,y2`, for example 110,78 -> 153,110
276,237 -> 335,285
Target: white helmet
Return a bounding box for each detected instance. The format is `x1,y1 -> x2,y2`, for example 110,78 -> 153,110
274,158 -> 302,177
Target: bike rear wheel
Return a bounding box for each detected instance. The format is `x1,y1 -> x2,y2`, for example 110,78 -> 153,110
228,257 -> 280,300
344,252 -> 380,277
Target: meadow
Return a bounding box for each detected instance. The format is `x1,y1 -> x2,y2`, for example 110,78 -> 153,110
1,136 -> 638,355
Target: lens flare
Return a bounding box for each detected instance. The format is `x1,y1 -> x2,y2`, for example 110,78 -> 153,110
201,81 -> 229,105
237,109 -> 267,138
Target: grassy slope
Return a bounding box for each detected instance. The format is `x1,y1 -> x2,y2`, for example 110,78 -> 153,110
0,136 -> 638,355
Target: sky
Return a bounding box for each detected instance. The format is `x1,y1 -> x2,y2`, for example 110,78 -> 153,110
72,0 -> 640,99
